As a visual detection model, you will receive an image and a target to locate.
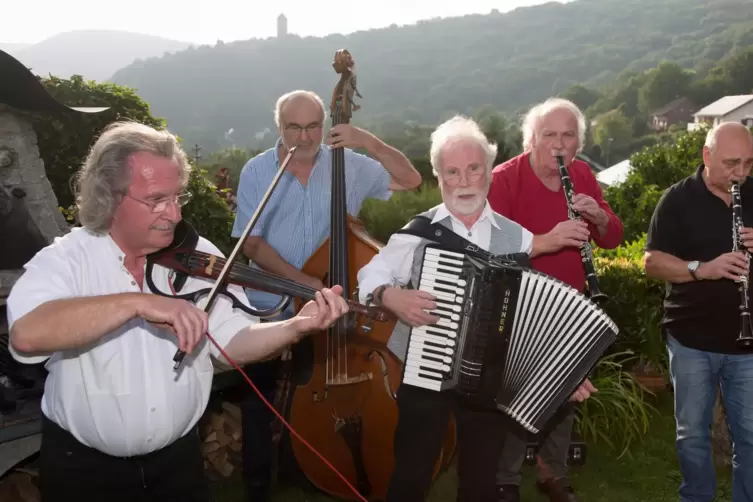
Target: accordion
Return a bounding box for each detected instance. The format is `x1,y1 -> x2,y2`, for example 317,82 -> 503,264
402,244 -> 619,434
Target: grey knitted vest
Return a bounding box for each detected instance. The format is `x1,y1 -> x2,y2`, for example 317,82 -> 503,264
387,204 -> 525,362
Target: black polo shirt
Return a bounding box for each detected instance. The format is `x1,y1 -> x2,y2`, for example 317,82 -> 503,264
646,165 -> 753,354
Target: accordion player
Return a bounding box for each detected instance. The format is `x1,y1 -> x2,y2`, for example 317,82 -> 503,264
401,243 -> 619,434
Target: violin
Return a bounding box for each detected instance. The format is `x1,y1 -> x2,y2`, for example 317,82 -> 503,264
146,225 -> 388,323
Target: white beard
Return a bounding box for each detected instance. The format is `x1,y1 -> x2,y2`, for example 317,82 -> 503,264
448,188 -> 485,215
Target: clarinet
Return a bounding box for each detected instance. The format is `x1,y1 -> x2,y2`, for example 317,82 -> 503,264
731,180 -> 753,349
556,155 -> 608,305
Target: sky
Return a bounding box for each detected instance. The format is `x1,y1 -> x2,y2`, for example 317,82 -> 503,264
4,0 -> 559,45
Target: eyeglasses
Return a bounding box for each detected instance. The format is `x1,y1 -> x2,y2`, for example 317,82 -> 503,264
125,192 -> 192,213
442,171 -> 485,186
284,123 -> 323,135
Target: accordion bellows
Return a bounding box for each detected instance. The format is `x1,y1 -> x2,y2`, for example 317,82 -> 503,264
402,244 -> 619,434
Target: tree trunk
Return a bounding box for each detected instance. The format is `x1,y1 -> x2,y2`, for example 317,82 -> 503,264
712,387 -> 732,467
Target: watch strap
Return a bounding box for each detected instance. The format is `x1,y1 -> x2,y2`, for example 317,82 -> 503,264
375,284 -> 388,305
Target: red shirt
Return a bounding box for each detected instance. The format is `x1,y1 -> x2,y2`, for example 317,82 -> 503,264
488,152 -> 623,290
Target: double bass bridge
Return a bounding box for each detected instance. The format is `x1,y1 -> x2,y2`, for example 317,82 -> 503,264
327,372 -> 373,386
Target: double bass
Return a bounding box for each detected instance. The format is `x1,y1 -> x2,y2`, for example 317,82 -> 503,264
286,50 -> 456,500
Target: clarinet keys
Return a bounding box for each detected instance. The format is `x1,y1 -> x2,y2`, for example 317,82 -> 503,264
731,180 -> 753,350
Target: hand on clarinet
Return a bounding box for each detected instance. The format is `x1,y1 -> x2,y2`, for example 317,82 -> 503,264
696,252 -> 749,281
381,288 -> 440,327
569,378 -> 597,403
544,220 -> 590,253
571,194 -> 608,227
740,227 -> 753,253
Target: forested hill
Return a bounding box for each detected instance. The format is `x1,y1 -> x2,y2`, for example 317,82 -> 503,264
111,0 -> 753,152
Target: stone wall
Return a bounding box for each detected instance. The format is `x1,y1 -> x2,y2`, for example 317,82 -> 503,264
0,105 -> 69,299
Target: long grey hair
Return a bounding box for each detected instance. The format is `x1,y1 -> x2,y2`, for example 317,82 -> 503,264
73,121 -> 190,233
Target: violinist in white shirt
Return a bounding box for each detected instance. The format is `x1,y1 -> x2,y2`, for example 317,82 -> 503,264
6,121 -> 349,502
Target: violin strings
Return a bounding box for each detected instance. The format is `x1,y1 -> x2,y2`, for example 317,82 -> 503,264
187,253 -> 315,299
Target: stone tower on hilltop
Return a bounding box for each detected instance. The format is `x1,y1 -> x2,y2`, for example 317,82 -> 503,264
277,14 -> 288,38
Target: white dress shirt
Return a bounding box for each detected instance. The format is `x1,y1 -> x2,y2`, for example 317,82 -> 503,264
6,227 -> 257,457
357,202 -> 533,303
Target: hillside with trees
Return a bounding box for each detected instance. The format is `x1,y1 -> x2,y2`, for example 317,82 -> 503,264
109,0 -> 753,153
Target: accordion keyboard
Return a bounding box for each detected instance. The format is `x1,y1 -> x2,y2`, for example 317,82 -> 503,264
402,246 -> 469,391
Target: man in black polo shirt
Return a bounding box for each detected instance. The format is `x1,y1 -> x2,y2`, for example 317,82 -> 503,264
644,121 -> 753,502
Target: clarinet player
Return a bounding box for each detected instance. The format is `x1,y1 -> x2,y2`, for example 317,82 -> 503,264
644,121 -> 753,502
488,97 -> 623,502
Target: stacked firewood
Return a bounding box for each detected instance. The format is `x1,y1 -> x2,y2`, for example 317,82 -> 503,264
199,401 -> 244,479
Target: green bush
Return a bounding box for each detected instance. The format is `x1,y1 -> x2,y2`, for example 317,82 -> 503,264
182,166 -> 236,256
594,236 -> 668,375
34,75 -> 166,209
360,183 -> 442,243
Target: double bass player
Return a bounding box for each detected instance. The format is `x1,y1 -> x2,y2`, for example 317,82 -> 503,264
232,84 -> 421,499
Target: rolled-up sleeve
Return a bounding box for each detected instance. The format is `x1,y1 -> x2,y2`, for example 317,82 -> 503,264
349,150 -> 392,202
357,233 -> 421,303
7,244 -> 77,365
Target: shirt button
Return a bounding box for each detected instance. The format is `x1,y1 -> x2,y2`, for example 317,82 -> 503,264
131,281 -> 136,286
151,407 -> 156,412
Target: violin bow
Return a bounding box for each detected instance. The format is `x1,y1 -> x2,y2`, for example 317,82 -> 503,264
172,146 -> 298,369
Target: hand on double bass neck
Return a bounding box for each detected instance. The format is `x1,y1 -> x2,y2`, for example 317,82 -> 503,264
325,124 -> 376,150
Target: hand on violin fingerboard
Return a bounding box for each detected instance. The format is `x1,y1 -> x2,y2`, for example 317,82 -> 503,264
289,285 -> 350,336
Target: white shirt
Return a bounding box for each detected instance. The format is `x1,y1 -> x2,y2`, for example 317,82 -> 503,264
6,227 -> 257,457
357,202 -> 533,303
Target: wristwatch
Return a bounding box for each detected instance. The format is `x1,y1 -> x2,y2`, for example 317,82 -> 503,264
688,260 -> 700,280
373,284 -> 389,305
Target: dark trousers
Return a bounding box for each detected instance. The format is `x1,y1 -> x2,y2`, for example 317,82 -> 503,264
240,335 -> 313,501
240,357 -> 284,501
386,385 -> 509,502
39,415 -> 209,502
496,405 -> 575,485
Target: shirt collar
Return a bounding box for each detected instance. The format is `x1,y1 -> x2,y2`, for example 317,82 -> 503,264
432,200 -> 499,229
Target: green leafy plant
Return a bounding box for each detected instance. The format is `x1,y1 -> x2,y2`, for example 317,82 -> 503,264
594,237 -> 668,375
360,183 -> 442,243
32,75 -> 165,209
575,351 -> 658,458
182,166 -> 236,256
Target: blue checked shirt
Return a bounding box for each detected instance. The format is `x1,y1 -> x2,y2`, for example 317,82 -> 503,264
232,139 -> 393,317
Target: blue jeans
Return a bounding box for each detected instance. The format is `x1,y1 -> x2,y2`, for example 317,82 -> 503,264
667,334 -> 753,502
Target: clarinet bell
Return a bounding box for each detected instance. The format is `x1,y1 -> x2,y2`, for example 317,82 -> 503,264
737,314 -> 753,350
589,291 -> 609,305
